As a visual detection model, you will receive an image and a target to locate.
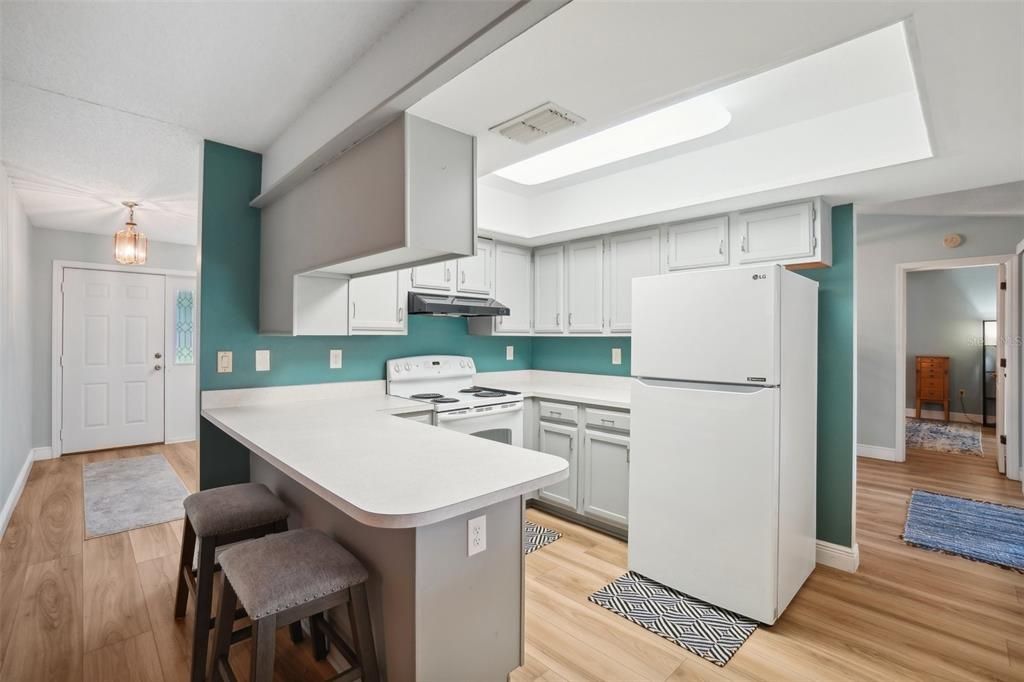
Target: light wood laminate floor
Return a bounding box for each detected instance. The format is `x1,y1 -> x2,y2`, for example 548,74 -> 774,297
1,431 -> 1021,681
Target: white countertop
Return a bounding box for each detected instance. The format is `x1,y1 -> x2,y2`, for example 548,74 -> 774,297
201,392 -> 568,530
476,370 -> 632,410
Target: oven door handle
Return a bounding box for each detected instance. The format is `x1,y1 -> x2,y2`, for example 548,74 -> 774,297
436,402 -> 523,422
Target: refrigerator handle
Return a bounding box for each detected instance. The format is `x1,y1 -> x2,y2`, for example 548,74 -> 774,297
634,377 -> 777,393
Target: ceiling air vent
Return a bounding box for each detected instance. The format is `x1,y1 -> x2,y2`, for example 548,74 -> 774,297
490,102 -> 584,144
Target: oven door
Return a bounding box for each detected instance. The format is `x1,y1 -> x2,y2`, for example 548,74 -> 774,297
435,402 -> 523,446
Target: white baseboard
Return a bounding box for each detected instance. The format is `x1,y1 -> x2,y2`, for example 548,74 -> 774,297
904,408 -> 983,424
31,446 -> 55,460
0,451 -> 35,538
857,444 -> 899,461
816,540 -> 859,572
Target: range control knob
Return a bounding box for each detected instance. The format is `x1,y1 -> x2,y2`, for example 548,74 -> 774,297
392,363 -> 401,373
404,362 -> 412,371
459,360 -> 466,368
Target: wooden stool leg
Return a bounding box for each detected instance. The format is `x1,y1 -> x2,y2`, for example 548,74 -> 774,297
348,583 -> 380,682
310,612 -> 329,661
208,576 -> 237,682
250,615 -> 277,682
174,516 -> 196,619
190,537 -> 217,682
288,620 -> 303,643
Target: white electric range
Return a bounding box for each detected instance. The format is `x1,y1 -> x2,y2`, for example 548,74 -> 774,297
386,355 -> 524,446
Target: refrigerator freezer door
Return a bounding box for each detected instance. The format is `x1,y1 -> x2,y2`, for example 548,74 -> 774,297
632,266 -> 780,385
628,378 -> 780,623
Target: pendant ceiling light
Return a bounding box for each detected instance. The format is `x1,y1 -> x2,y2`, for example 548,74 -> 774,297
114,201 -> 148,265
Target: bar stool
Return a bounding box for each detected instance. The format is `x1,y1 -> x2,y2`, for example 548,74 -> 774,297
209,528 -> 380,682
174,482 -> 296,682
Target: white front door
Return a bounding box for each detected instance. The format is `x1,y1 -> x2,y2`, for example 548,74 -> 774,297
61,268 -> 165,453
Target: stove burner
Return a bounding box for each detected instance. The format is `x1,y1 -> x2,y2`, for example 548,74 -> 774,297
410,393 -> 443,399
431,397 -> 459,404
473,391 -> 506,398
458,387 -> 484,393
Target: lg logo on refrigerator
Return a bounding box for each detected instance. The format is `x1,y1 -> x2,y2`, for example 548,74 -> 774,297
752,273 -> 767,280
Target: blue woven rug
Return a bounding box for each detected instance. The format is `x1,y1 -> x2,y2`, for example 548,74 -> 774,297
903,489 -> 1024,571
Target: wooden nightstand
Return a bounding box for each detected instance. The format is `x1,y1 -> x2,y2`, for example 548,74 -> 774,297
915,355 -> 950,421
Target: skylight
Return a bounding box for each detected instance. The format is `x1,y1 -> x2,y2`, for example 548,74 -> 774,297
492,96 -> 731,186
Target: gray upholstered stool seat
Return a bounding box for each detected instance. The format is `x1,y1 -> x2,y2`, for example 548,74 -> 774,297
174,482 -> 296,682
210,528 -> 380,682
181,482 -> 289,537
218,528 -> 370,620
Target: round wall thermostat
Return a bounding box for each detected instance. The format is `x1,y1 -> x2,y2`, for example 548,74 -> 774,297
943,233 -> 963,248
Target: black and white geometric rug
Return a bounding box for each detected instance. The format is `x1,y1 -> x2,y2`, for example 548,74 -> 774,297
524,520 -> 562,555
589,571 -> 758,666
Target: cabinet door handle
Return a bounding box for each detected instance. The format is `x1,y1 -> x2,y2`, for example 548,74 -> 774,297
398,306 -> 404,322
445,267 -> 451,282
719,239 -> 724,255
569,312 -> 574,326
601,418 -> 615,425
351,301 -> 356,317
461,270 -> 466,284
555,312 -> 560,326
740,235 -> 748,253
626,446 -> 630,464
569,436 -> 574,449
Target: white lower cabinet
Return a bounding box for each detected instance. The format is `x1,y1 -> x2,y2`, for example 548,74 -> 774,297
349,270 -> 407,334
537,420 -> 578,511
581,429 -> 629,528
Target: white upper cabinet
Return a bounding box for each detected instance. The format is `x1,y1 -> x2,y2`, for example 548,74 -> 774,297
607,229 -> 661,333
665,216 -> 729,271
411,261 -> 453,292
349,270 -> 406,334
493,243 -> 532,333
736,201 -> 818,265
534,245 -> 565,334
456,239 -> 493,295
566,239 -> 604,333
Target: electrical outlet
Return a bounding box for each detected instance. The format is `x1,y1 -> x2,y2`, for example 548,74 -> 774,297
330,349 -> 343,369
612,348 -> 622,365
217,351 -> 232,373
467,514 -> 486,557
506,345 -> 514,361
255,350 -> 271,372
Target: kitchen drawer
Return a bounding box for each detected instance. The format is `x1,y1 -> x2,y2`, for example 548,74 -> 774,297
538,401 -> 578,424
585,407 -> 630,433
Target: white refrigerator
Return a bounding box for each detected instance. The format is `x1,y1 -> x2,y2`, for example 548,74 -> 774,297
628,264 -> 818,625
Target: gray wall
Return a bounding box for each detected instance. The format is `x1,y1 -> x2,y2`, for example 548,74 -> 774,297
858,214 -> 1024,449
905,266 -> 997,414
30,227 -> 197,447
1,170 -> 34,521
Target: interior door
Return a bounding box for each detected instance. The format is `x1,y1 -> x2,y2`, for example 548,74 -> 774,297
997,263 -> 1007,474
61,268 -> 165,453
566,239 -> 604,333
628,378 -> 779,623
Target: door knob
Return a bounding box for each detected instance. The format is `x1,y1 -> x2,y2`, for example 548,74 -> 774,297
154,352 -> 162,359
154,364 -> 162,371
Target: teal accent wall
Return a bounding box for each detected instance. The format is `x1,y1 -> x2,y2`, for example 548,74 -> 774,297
799,204 -> 855,548
533,337 -> 630,376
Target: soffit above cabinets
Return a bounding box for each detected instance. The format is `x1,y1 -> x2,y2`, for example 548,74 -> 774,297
412,1 -> 1023,242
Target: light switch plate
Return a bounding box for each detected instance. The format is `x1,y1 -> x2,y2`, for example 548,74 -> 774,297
255,350 -> 271,372
467,514 -> 486,557
612,348 -> 622,365
506,345 -> 514,361
217,351 -> 232,373
330,349 -> 343,369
